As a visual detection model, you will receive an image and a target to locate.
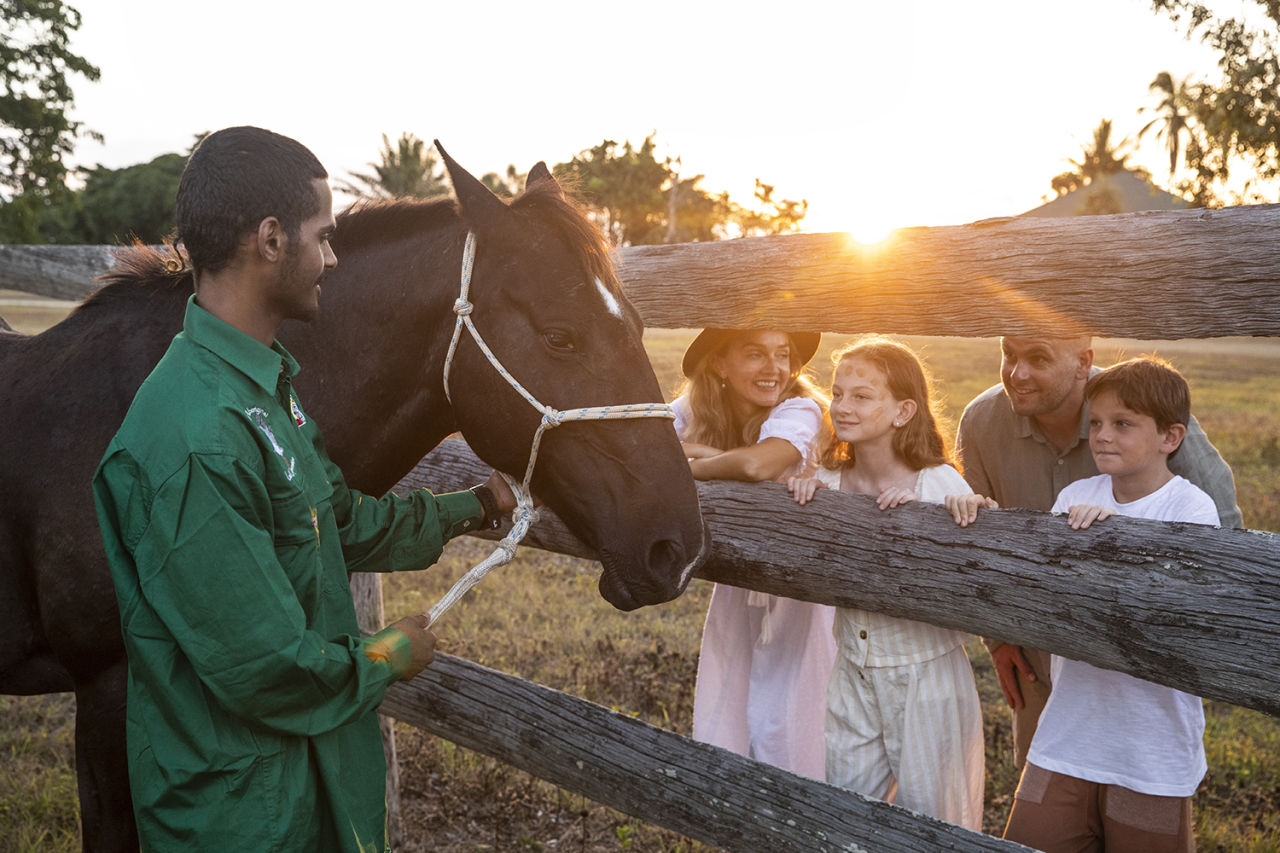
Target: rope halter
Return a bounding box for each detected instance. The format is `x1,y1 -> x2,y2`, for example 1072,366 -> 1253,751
426,231 -> 675,626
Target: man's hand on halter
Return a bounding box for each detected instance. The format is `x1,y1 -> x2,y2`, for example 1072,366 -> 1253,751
483,469 -> 519,515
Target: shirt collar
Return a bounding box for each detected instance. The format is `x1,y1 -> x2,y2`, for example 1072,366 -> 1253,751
1012,398 -> 1091,448
182,295 -> 300,394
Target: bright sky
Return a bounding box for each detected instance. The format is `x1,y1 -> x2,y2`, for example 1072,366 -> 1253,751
64,0 -> 1233,240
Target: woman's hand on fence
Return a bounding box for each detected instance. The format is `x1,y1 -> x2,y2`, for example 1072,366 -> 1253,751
876,486 -> 918,510
945,493 -> 999,527
787,476 -> 826,505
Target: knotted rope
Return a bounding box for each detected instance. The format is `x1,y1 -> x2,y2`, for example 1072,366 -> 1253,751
425,232 -> 675,626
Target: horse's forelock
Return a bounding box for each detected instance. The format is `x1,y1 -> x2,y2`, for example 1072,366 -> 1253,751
333,197 -> 457,250
509,183 -> 620,292
333,185 -> 619,292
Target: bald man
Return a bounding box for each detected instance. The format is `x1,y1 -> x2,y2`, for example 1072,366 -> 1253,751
955,335 -> 1241,768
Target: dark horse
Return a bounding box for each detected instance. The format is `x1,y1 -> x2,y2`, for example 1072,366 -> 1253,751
0,148 -> 707,851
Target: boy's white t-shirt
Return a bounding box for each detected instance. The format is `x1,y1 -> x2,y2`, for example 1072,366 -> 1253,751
1027,473 -> 1219,797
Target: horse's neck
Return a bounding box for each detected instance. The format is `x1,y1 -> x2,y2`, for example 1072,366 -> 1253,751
288,242 -> 461,495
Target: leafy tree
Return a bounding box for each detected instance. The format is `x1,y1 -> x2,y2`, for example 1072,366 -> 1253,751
481,164 -> 525,198
338,132 -> 448,200
556,134 -> 806,246
0,0 -> 100,242
556,135 -> 671,245
733,179 -> 809,238
1049,119 -> 1147,196
56,152 -> 184,243
1148,1 -> 1280,205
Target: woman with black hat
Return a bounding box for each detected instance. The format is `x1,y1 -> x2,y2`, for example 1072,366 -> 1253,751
674,327 -> 835,780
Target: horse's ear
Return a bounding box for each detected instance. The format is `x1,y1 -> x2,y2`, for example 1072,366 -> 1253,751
526,161 -> 564,200
435,139 -> 508,228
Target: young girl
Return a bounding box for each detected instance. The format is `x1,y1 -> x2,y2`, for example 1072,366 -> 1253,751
788,335 -> 985,829
675,327 -> 835,780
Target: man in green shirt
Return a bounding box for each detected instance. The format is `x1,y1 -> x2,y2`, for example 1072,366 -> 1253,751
955,334 -> 1240,770
93,126 -> 514,851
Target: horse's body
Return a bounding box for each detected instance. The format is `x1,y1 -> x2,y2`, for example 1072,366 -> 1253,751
0,152 -> 706,852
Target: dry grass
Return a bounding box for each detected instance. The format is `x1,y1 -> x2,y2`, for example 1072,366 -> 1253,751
2,311 -> 1277,851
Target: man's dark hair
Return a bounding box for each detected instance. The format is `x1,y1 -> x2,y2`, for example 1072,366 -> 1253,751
176,126 -> 328,274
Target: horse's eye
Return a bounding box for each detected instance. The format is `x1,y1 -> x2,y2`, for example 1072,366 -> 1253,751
544,330 -> 576,352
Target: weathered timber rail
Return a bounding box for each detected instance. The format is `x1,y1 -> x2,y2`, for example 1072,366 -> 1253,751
398,438 -> 1280,718
381,654 -> 1033,852
617,204 -> 1280,337
5,207 -> 1279,850
7,204 -> 1280,337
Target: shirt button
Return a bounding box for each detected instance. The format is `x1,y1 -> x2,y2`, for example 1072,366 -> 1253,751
859,630 -> 868,640
1057,459 -> 1064,465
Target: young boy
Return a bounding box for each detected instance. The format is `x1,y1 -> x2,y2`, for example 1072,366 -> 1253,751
1002,356 -> 1218,853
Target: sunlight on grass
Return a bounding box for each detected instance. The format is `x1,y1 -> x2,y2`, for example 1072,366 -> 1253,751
3,330 -> 1277,851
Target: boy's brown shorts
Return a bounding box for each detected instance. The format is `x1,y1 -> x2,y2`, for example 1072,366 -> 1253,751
1003,762 -> 1193,853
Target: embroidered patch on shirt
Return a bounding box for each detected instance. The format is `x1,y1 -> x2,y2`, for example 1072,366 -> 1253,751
245,407 -> 297,481
290,395 -> 306,427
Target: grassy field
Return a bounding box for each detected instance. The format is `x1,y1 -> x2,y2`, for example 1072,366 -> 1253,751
2,302 -> 1277,851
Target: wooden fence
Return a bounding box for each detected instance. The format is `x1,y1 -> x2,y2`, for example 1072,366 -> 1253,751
4,203 -> 1278,851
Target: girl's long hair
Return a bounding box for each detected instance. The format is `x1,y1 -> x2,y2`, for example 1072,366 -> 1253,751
819,335 -> 953,472
677,332 -> 828,451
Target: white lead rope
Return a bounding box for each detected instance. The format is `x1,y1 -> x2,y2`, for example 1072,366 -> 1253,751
424,231 -> 675,627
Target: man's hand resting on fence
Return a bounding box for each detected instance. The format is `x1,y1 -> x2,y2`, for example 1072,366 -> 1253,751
991,642 -> 1036,709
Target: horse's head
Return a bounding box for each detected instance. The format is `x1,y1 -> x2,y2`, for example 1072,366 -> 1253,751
437,143 -> 707,610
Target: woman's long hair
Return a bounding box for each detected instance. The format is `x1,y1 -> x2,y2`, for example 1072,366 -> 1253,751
819,335 -> 954,472
677,332 -> 828,451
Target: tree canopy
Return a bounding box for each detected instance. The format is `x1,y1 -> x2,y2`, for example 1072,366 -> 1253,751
554,134 -> 807,246
0,0 -> 99,242
1148,0 -> 1280,205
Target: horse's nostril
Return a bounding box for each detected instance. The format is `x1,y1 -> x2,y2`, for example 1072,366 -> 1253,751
647,538 -> 685,577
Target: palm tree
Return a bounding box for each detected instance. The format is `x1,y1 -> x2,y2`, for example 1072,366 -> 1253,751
1050,119 -> 1141,196
1139,71 -> 1194,177
338,133 -> 449,201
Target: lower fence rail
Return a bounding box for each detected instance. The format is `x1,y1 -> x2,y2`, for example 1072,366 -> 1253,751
381,654 -> 1033,852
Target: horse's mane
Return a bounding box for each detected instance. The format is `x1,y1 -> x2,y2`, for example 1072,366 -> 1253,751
76,243 -> 194,314
335,180 -> 620,288
509,181 -> 621,289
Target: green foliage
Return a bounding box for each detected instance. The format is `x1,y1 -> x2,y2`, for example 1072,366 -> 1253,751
481,164 -> 525,199
1149,1 -> 1280,205
556,135 -> 672,246
555,134 -> 806,246
0,0 -> 100,242
40,152 -> 184,244
338,132 -> 449,201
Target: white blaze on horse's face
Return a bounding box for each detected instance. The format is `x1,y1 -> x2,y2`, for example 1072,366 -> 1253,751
594,276 -> 623,320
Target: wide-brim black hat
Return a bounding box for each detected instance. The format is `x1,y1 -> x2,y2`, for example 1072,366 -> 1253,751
681,329 -> 822,378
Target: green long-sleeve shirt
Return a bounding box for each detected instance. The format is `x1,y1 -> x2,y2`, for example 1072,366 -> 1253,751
93,297 -> 484,852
